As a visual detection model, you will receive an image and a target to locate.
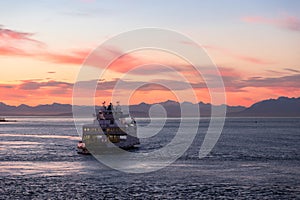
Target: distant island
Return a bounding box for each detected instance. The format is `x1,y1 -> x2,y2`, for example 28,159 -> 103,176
0,96 -> 299,117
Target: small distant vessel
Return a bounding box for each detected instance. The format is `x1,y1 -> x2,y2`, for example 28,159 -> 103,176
0,117 -> 16,122
77,102 -> 140,155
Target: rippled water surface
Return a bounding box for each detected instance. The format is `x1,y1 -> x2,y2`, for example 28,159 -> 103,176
1,117 -> 300,199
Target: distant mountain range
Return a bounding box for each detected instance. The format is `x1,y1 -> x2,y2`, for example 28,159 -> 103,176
230,97 -> 300,117
0,96 -> 299,117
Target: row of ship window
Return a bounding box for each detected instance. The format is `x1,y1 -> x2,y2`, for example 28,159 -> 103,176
83,135 -> 127,140
83,127 -> 122,132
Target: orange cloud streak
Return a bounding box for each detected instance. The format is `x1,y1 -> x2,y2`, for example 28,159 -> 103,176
242,15 -> 300,32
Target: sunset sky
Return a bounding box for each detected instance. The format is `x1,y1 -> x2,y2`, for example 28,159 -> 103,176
1,0 -> 299,106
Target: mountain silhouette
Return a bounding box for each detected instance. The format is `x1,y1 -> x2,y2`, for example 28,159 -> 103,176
232,97 -> 300,117
0,96 -> 299,117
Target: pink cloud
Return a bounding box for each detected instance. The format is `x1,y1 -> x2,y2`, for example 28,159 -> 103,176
203,45 -> 274,65
0,32 -> 144,70
0,26 -> 92,65
181,41 -> 274,65
242,15 -> 300,31
18,80 -> 73,90
0,80 -> 73,105
41,49 -> 90,65
0,27 -> 33,41
0,46 -> 29,56
0,26 -> 45,57
0,26 -> 45,46
1,68 -> 300,106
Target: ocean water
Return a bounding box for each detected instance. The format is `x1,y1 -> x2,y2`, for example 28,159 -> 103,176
0,117 -> 299,199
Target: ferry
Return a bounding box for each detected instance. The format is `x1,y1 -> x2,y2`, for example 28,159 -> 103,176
77,102 -> 140,154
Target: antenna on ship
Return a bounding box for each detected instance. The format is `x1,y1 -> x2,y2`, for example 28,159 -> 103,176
102,101 -> 106,110
116,101 -> 121,112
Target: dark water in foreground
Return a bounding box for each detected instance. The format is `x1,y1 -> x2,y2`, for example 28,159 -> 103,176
0,117 -> 300,199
